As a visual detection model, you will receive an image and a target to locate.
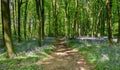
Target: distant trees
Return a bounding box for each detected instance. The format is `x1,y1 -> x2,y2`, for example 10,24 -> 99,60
1,0 -> 15,57
1,0 -> 120,51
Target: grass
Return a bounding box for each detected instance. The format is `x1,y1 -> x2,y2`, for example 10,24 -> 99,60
68,39 -> 120,70
1,37 -> 120,70
0,57 -> 42,70
0,37 -> 56,70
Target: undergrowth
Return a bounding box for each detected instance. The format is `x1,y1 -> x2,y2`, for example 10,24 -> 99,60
68,39 -> 120,70
0,37 -> 56,70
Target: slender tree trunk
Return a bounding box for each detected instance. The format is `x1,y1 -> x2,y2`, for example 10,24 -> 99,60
13,0 -> 17,38
18,0 -> 22,42
64,0 -> 68,38
100,6 -> 105,38
1,0 -> 15,57
55,0 -> 58,37
106,0 -> 113,45
48,9 -> 51,36
117,4 -> 120,43
35,0 -> 42,46
41,0 -> 45,38
73,0 -> 78,38
1,1 -> 5,46
64,0 -> 70,38
52,0 -> 58,37
24,0 -> 28,39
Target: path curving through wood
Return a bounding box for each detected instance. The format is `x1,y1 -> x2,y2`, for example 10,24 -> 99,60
36,38 -> 94,70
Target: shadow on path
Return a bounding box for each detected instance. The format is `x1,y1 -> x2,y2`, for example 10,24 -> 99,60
36,38 -> 94,70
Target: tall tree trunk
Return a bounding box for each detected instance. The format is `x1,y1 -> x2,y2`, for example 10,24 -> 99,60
52,0 -> 58,37
73,0 -> 78,38
1,0 -> 15,57
18,0 -> 22,42
64,0 -> 69,38
1,0 -> 5,46
117,3 -> 120,43
35,0 -> 42,46
64,0 -> 68,38
13,0 -> 17,38
41,0 -> 45,38
24,0 -> 28,39
48,9 -> 51,36
106,0 -> 113,45
100,6 -> 106,38
55,0 -> 58,37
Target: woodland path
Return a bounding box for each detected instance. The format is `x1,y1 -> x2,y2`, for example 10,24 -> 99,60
36,38 -> 94,70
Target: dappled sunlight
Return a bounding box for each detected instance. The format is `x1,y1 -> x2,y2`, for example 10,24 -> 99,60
69,37 -> 120,70
36,53 -> 54,65
113,38 -> 117,42
1,36 -> 119,70
17,62 -> 30,67
77,36 -> 102,41
100,54 -> 109,62
54,48 -> 78,56
77,58 -> 86,64
0,0 -> 120,69
12,39 -> 55,57
80,67 -> 86,70
66,49 -> 78,53
0,38 -> 56,69
38,38 -> 94,70
56,48 -> 67,52
0,55 -> 41,69
54,52 -> 68,56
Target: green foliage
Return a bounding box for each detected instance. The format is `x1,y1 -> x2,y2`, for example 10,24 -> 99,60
0,0 -> 120,69
0,0 -> 120,39
44,48 -> 53,54
113,23 -> 118,36
0,57 -> 42,70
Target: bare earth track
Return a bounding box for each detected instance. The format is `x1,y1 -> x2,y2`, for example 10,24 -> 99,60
36,38 -> 94,70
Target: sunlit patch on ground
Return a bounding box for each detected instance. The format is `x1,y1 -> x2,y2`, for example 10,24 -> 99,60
39,38 -> 94,70
0,37 -> 56,70
1,36 -> 119,70
69,36 -> 120,70
54,52 -> 68,56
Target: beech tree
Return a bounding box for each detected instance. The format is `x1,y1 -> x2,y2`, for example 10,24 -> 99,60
117,1 -> 120,43
18,0 -> 22,42
41,0 -> 45,38
1,0 -> 15,57
35,0 -> 42,46
0,0 -> 120,47
23,0 -> 28,39
106,0 -> 113,45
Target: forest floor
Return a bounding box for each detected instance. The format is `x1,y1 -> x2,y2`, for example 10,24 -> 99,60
0,37 -> 119,70
36,38 -> 94,70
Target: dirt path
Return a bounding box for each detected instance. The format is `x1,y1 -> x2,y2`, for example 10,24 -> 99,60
36,38 -> 94,70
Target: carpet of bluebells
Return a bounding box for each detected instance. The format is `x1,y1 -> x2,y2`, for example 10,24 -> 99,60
68,36 -> 120,70
0,37 -> 56,70
0,36 -> 120,70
